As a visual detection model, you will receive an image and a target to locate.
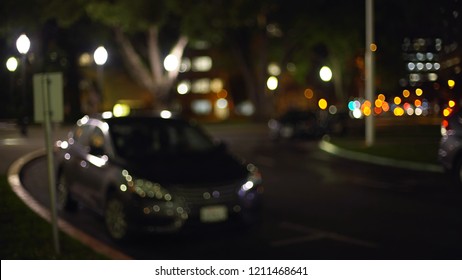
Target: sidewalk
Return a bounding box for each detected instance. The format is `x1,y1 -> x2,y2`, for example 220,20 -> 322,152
0,121 -> 71,174
319,139 -> 443,173
317,116 -> 443,173
0,120 -> 70,139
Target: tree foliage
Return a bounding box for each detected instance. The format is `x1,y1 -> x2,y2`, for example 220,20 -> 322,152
2,0 -> 450,117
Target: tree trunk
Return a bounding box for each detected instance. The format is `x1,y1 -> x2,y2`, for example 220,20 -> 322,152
114,27 -> 155,93
114,26 -> 188,109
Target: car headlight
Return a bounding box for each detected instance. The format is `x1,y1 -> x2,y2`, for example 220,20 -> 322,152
133,179 -> 172,201
120,170 -> 172,201
240,163 -> 262,192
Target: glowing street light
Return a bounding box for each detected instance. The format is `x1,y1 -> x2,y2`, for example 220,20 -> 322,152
16,34 -> 30,55
319,66 -> 332,82
93,46 -> 108,66
266,76 -> 278,91
6,57 -> 18,72
164,54 -> 179,72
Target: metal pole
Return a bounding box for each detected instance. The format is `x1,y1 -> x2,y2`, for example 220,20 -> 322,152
20,55 -> 28,136
43,75 -> 60,254
97,65 -> 104,110
365,0 -> 375,146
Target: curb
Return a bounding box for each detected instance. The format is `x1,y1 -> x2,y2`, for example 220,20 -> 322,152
319,140 -> 444,173
7,149 -> 132,260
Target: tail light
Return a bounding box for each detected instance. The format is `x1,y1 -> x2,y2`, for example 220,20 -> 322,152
441,106 -> 458,136
441,119 -> 449,136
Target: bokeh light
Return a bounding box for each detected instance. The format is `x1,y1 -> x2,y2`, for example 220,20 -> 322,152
94,46 -> 108,66
319,66 -> 332,82
6,57 -> 18,72
267,76 -> 278,90
304,88 -> 314,99
318,98 -> 328,110
164,54 -> 179,71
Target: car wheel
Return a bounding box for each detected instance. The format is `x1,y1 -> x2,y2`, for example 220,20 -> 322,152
56,172 -> 77,211
105,194 -> 129,241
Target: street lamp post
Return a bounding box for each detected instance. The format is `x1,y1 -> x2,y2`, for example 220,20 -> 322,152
16,34 -> 30,136
365,0 -> 375,146
6,57 -> 18,113
93,46 -> 108,110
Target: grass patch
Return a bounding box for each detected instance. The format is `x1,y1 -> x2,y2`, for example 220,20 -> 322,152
329,123 -> 441,164
0,175 -> 107,259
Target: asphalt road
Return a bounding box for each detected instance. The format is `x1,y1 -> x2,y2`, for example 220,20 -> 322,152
13,122 -> 462,259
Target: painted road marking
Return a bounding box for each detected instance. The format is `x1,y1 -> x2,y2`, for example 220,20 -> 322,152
272,221 -> 379,248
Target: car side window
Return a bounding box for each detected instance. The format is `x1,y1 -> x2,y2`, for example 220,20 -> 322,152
73,124 -> 93,147
89,127 -> 106,156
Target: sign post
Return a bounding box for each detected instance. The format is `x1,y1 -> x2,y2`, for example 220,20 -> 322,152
33,72 -> 63,254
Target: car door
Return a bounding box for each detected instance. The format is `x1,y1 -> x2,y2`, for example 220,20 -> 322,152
78,124 -> 111,211
64,123 -> 94,203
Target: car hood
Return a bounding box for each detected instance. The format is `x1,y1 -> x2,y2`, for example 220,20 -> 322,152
123,151 -> 248,185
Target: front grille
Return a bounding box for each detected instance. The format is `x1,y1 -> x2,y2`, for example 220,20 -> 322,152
171,181 -> 242,210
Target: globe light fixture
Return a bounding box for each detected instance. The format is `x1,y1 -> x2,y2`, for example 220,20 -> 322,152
93,46 -> 108,66
16,34 -> 31,55
266,76 -> 278,91
164,54 -> 179,72
6,57 -> 18,72
319,66 -> 332,82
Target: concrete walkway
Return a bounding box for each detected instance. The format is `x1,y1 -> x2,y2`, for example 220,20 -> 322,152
318,139 -> 444,173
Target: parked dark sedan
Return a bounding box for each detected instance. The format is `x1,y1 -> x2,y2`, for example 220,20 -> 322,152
55,114 -> 263,240
268,109 -> 348,140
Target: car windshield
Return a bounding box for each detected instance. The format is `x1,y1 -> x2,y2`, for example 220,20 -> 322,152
108,118 -> 217,159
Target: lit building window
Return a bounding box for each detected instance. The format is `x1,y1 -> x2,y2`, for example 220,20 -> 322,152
268,63 -> 281,76
409,73 -> 421,82
192,56 -> 212,72
192,78 -> 211,94
428,73 -> 438,81
210,79 -> 223,93
191,100 -> 212,115
78,53 -> 92,66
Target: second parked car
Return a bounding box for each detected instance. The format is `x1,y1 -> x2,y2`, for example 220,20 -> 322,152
438,106 -> 462,188
268,109 -> 348,140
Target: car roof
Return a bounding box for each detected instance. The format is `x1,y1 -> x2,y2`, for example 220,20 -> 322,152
82,111 -> 187,124
105,115 -> 185,124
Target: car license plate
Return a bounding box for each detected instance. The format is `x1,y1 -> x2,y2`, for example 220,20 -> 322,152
200,205 -> 228,223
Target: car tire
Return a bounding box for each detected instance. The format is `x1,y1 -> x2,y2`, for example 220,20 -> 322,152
105,193 -> 129,241
56,172 -> 77,212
